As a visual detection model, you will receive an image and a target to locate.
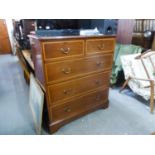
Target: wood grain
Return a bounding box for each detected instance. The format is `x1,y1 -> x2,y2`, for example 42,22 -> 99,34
43,40 -> 84,61
116,19 -> 135,44
0,19 -> 11,54
45,54 -> 113,84
29,35 -> 116,133
48,71 -> 110,104
51,87 -> 109,122
86,38 -> 115,55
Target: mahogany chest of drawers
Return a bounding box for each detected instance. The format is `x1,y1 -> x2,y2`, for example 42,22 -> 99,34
29,34 -> 115,133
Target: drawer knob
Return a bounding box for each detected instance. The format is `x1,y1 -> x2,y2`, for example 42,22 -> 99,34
95,80 -> 101,85
96,61 -> 103,67
95,94 -> 102,101
63,88 -> 72,95
64,107 -> 71,112
62,68 -> 72,74
60,47 -> 70,54
97,43 -> 105,50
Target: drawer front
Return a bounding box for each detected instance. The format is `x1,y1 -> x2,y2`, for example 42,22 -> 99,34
51,88 -> 109,121
45,54 -> 113,84
48,71 -> 110,104
86,38 -> 115,54
43,40 -> 84,60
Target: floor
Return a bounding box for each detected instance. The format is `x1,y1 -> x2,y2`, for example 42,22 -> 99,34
0,54 -> 155,135
0,54 -> 35,134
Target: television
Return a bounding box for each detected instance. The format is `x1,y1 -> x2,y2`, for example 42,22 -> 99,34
35,19 -> 117,36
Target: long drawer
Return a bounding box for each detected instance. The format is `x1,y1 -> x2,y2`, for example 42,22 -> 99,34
86,38 -> 115,55
45,54 -> 113,84
51,88 -> 109,122
42,40 -> 84,61
48,71 -> 110,104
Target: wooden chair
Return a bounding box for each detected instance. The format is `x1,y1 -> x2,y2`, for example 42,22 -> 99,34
120,50 -> 155,113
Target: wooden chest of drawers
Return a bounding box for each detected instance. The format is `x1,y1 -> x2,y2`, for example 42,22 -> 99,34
29,35 -> 115,133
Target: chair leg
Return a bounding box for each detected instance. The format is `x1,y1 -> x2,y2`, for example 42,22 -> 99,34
150,81 -> 154,113
120,77 -> 131,92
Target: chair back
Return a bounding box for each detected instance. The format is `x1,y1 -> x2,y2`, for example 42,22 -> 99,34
121,53 -> 150,88
139,51 -> 155,81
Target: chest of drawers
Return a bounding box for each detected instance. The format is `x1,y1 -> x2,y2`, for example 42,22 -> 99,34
29,35 -> 115,133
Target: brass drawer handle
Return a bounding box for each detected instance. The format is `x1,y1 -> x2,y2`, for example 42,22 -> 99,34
95,94 -> 102,101
60,47 -> 70,54
64,107 -> 71,113
97,43 -> 105,50
62,68 -> 72,74
96,61 -> 103,66
95,80 -> 101,85
63,88 -> 72,95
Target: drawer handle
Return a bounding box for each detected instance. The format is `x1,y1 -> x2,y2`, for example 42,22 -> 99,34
63,88 -> 72,95
96,61 -> 103,67
95,80 -> 101,85
64,107 -> 71,113
95,94 -> 102,101
62,68 -> 72,74
60,47 -> 70,54
97,43 -> 105,50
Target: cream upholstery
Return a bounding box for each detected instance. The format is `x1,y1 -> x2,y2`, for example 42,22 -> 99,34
121,52 -> 155,101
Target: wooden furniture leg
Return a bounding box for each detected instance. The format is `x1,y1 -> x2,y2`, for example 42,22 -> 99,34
120,77 -> 131,92
150,80 -> 154,113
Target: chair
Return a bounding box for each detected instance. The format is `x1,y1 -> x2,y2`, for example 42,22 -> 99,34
110,43 -> 142,85
120,50 -> 155,113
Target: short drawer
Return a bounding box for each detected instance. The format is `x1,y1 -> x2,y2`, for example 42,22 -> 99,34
48,71 -> 110,104
51,88 -> 109,121
45,54 -> 113,84
86,38 -> 115,54
43,40 -> 84,60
